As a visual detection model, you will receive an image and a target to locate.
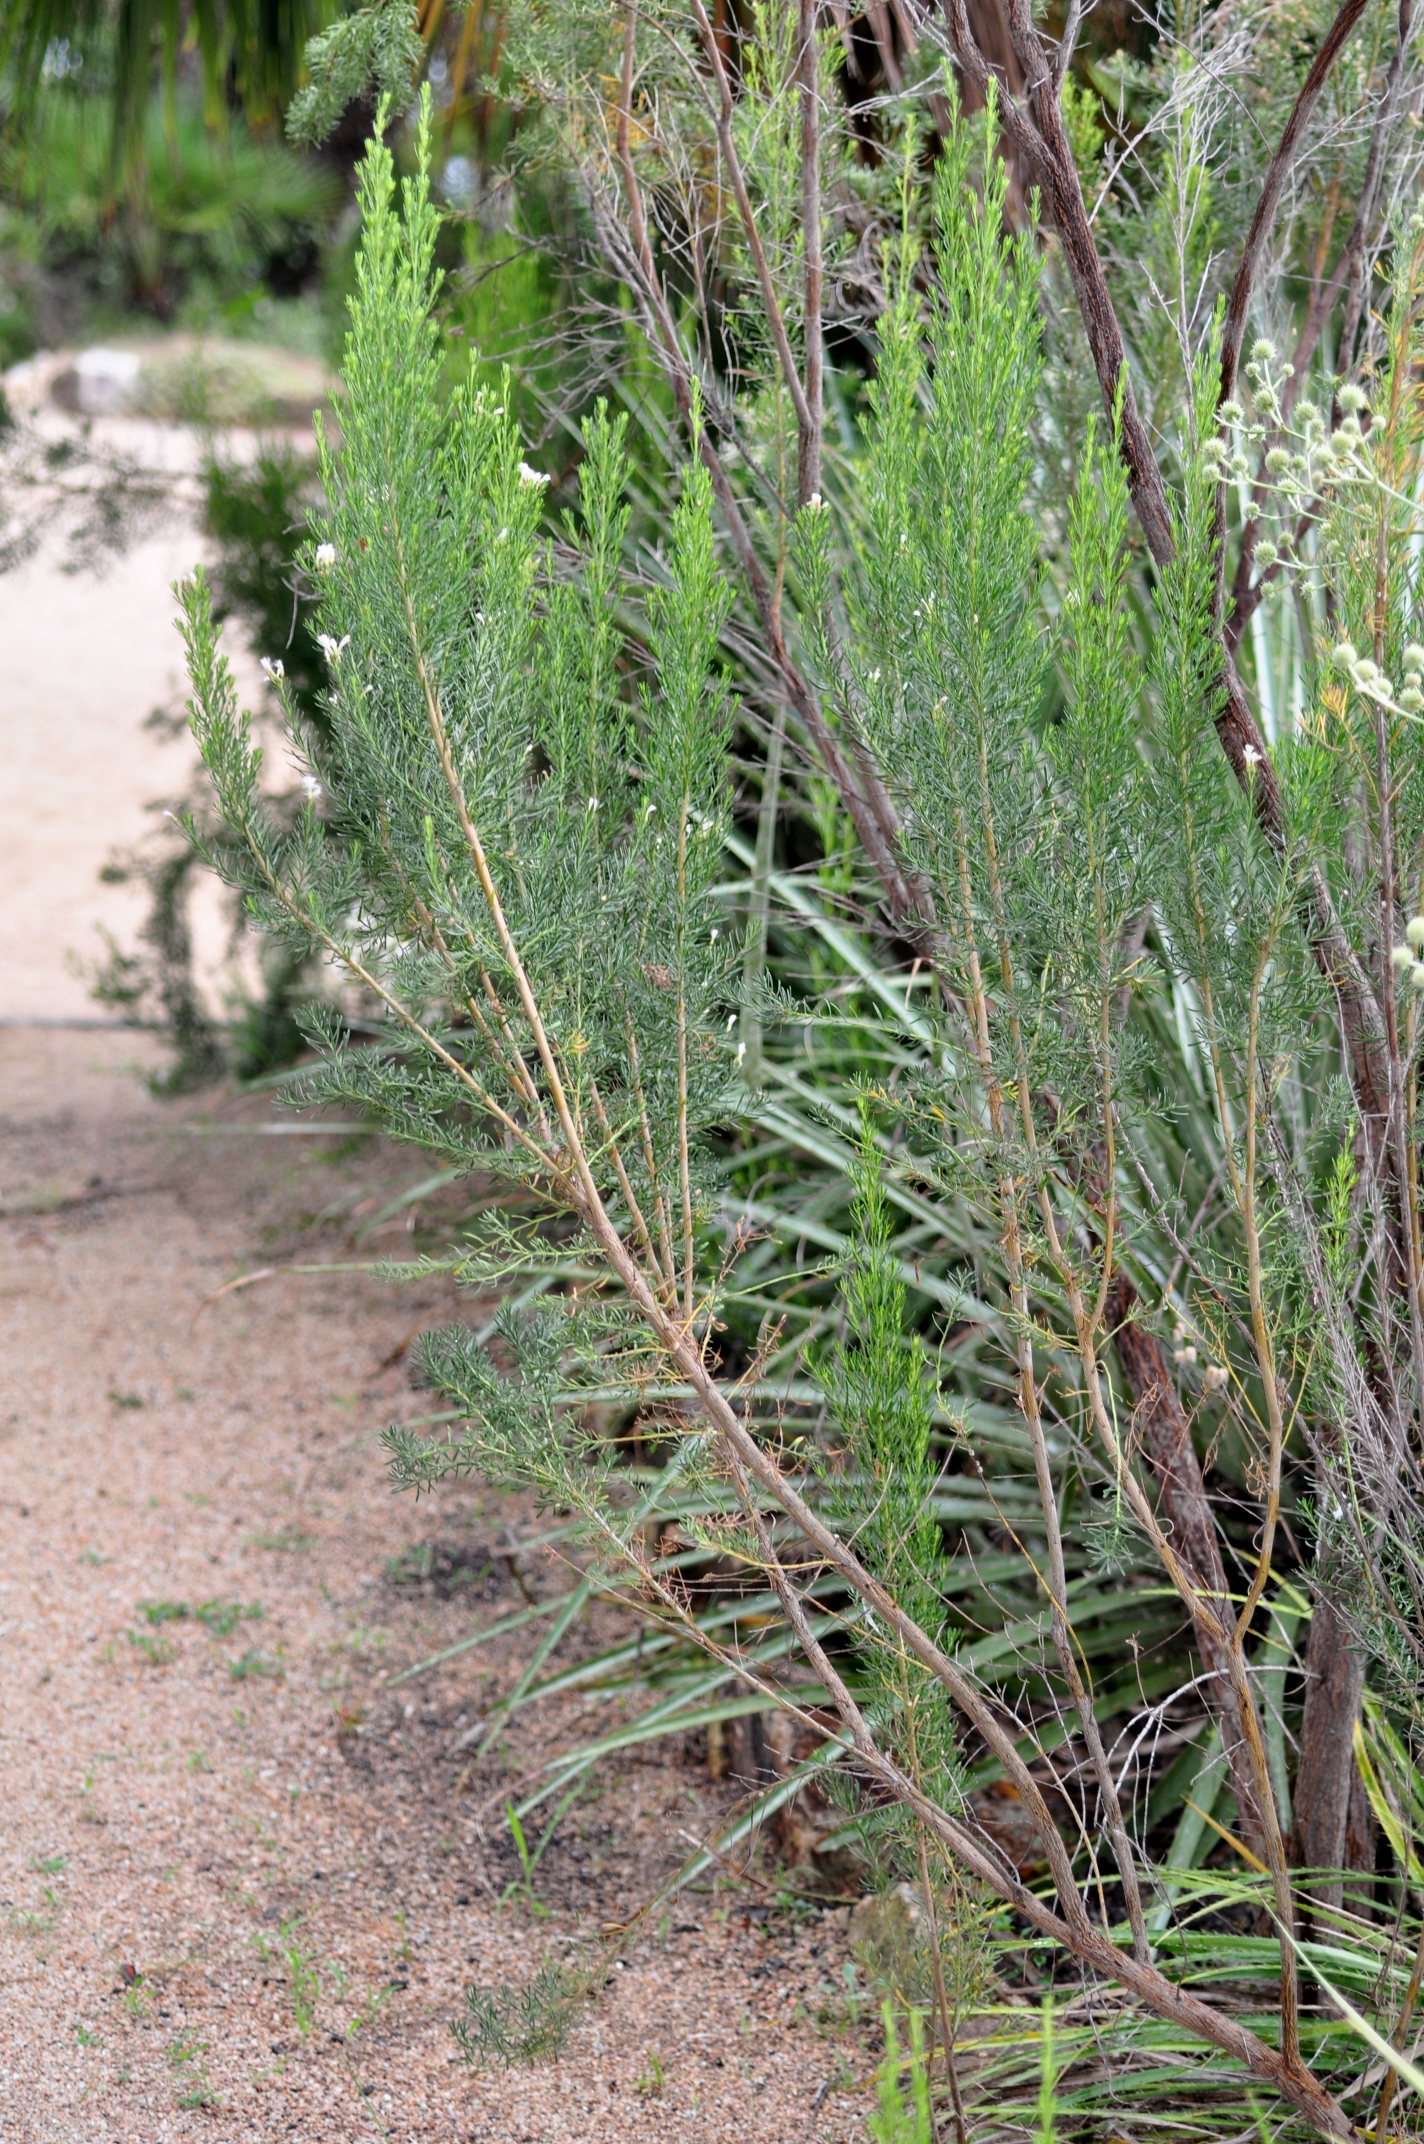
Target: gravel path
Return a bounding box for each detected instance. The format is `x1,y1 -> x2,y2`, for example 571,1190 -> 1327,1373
0,1030 -> 868,2142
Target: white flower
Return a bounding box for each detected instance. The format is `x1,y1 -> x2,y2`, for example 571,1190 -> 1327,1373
1203,1364 -> 1230,1393
1243,744 -> 1262,766
260,656 -> 285,684
806,491 -> 824,510
736,1041 -> 746,1064
518,461 -> 549,487
316,633 -> 351,663
1408,916 -> 1424,950
300,774 -> 323,801
314,543 -> 337,569
1173,1344 -> 1199,1367
586,796 -> 599,811
1393,943 -> 1416,971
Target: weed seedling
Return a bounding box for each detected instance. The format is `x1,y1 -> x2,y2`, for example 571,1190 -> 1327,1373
500,1787 -> 581,1918
108,1391 -> 143,1410
126,1628 -> 174,1666
31,1853 -> 66,1874
251,1526 -> 314,1553
257,1918 -> 322,2035
138,1600 -> 190,1625
868,2005 -> 932,2144
74,2023 -> 101,2047
635,2049 -> 665,2096
196,1598 -> 263,1636
229,1648 -> 284,1680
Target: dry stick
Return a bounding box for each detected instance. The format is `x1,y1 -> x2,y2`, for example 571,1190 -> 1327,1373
798,0 -> 824,509
1214,0 -> 1376,667
1336,0 -> 1416,380
1226,0 -> 1415,655
584,1072 -> 670,1296
1219,0 -> 1376,415
687,0 -> 815,459
613,9 -> 919,926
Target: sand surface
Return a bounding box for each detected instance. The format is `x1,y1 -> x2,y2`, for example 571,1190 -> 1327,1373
0,899 -> 869,2135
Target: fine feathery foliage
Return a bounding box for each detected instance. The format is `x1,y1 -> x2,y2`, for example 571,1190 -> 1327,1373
183,39 -> 1424,2141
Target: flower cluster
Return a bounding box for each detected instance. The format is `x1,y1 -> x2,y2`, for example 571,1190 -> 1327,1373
1390,914 -> 1424,992
1331,638 -> 1424,718
1203,340 -> 1374,576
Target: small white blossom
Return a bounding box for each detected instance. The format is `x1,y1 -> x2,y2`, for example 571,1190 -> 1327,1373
587,796 -> 599,811
1203,1363 -> 1230,1393
1243,744 -> 1262,766
314,543 -> 337,569
1393,943 -> 1416,971
518,461 -> 549,487
736,1041 -> 746,1064
316,633 -> 351,662
300,774 -> 323,801
806,491 -> 824,510
260,656 -> 285,683
1408,916 -> 1424,950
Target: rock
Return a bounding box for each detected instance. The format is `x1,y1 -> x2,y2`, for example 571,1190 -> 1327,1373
52,347 -> 142,416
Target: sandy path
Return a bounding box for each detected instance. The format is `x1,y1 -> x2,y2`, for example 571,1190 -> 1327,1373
0,388 -> 269,1024
0,1030 -> 865,2143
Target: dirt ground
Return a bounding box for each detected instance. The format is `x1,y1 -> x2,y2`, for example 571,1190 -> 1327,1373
0,1029 -> 872,2143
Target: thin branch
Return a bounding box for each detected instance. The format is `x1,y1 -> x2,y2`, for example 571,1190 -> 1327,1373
798,0 -> 825,507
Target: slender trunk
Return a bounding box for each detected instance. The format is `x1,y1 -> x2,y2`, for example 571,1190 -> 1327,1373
1109,1273 -> 1268,1856
1294,1591 -> 1368,1917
